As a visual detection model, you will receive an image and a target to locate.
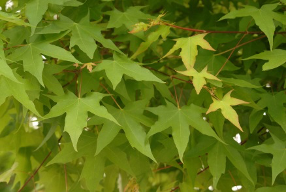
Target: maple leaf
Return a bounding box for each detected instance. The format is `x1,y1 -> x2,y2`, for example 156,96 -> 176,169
249,133 -> 286,184
9,42 -> 79,86
256,92 -> 286,133
45,91 -> 118,151
26,0 -> 82,34
93,53 -> 164,89
206,90 -> 249,131
101,101 -> 156,162
131,25 -> 170,59
147,101 -> 223,161
244,49 -> 286,71
220,4 -> 286,50
38,14 -> 122,56
163,33 -> 215,69
106,6 -> 152,30
177,67 -> 221,94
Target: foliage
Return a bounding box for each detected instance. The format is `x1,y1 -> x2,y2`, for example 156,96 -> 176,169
0,0 -> 285,191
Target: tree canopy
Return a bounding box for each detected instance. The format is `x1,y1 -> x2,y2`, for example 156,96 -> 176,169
0,0 -> 286,191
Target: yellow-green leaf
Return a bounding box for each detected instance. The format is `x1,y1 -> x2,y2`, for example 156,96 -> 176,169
177,67 -> 221,94
206,90 -> 248,131
163,33 -> 215,69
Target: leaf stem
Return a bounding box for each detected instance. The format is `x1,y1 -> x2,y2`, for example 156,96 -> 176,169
99,82 -> 122,110
171,77 -> 180,108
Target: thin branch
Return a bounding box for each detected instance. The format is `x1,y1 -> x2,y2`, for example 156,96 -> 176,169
99,82 -> 122,110
18,136 -> 63,192
215,35 -> 266,56
18,151 -> 52,192
215,33 -> 247,76
228,170 -> 238,186
162,22 -> 286,35
170,186 -> 180,192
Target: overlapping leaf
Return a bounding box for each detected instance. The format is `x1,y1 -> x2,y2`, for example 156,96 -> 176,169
45,92 -> 118,151
38,14 -> 121,57
9,43 -> 79,86
244,49 -> 286,70
206,90 -> 249,131
106,6 -> 152,30
147,101 -> 223,161
26,0 -> 82,34
102,101 -> 156,162
249,133 -> 286,184
163,33 -> 215,69
131,25 -> 170,59
93,53 -> 164,89
177,67 -> 221,94
257,92 -> 286,133
220,4 -> 286,49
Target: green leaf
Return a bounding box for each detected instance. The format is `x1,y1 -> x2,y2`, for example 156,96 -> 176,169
95,120 -> 121,155
256,186 -> 286,192
26,0 -> 82,34
45,92 -> 118,151
106,101 -> 156,162
206,90 -> 249,131
0,11 -> 30,26
26,0 -> 49,34
147,101 -> 223,161
0,40 -> 19,83
70,14 -> 97,59
39,14 -> 121,54
220,4 -> 286,49
38,165 -> 69,192
208,142 -> 226,189
221,77 -> 261,88
106,6 -> 152,30
223,144 -> 254,184
249,133 -> 286,184
163,33 -> 215,69
9,43 -> 79,85
257,92 -> 286,133
80,155 -> 105,192
94,53 -> 164,89
177,67 -> 221,94
0,162 -> 18,183
244,49 -> 286,70
131,25 -> 170,59
103,147 -> 134,175
0,75 -> 40,116
48,131 -> 98,165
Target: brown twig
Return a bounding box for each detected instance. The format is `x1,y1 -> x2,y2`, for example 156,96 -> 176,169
99,82 -> 122,109
162,22 -> 286,35
18,136 -> 63,192
18,151 -> 52,192
215,33 -> 247,76
215,35 -> 266,56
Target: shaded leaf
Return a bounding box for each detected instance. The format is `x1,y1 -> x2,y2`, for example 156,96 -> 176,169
244,49 -> 286,70
208,142 -> 226,189
220,4 -> 286,49
147,101 -> 223,161
45,92 -> 118,151
94,53 -> 163,89
249,133 -> 286,184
